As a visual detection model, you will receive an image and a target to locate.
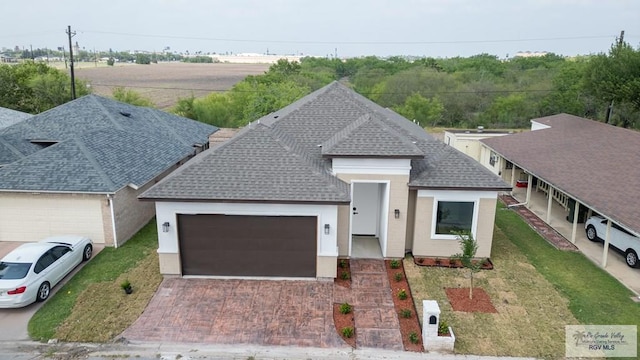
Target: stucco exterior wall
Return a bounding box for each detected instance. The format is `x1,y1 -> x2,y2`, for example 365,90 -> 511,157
337,205 -> 350,257
336,173 -> 409,258
412,190 -> 498,258
155,201 -> 339,277
317,255 -> 337,278
405,189 -> 417,252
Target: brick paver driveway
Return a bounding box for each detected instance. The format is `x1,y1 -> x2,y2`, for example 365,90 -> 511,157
123,278 -> 347,347
123,259 -> 402,349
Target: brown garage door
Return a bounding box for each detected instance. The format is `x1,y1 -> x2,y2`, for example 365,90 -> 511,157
177,214 -> 317,277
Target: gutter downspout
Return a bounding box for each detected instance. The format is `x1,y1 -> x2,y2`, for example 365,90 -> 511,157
107,194 -> 118,248
508,173 -> 532,208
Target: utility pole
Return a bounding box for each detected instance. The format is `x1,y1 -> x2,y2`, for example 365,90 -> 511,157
66,25 -> 77,99
605,30 -> 624,124
30,45 -> 34,60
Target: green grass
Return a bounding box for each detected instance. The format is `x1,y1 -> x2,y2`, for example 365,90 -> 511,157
496,203 -> 639,324
28,220 -> 161,341
495,203 -> 640,356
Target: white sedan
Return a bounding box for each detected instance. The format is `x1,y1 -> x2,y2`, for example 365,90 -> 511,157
0,236 -> 93,308
585,216 -> 640,268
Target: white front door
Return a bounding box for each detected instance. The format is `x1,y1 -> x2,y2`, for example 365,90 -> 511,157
352,183 -> 380,235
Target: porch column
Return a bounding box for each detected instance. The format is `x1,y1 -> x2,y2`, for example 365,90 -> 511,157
602,219 -> 612,268
510,166 -> 516,194
546,186 -> 553,225
570,200 -> 579,243
525,173 -> 533,209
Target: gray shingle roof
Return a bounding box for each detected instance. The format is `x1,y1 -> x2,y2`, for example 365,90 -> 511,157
0,107 -> 31,130
0,95 -> 216,193
141,82 -> 509,203
140,124 -> 350,203
481,113 -> 640,237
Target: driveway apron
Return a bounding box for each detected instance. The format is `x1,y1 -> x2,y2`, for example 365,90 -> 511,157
122,278 -> 347,347
123,259 -> 403,350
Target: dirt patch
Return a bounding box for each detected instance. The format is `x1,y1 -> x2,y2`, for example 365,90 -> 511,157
75,62 -> 270,109
385,260 -> 423,352
446,288 -> 498,313
335,259 -> 352,288
333,303 -> 356,348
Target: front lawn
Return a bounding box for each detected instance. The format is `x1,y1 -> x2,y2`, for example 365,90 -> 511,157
406,203 -> 640,358
28,220 -> 163,342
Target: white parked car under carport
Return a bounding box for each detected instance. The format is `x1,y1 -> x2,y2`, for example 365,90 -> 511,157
585,216 -> 640,268
0,236 -> 92,308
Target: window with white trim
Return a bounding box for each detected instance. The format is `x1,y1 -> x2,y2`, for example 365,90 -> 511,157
435,201 -> 474,235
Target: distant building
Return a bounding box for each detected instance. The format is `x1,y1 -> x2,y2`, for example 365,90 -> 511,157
514,51 -> 549,58
443,127 -> 514,162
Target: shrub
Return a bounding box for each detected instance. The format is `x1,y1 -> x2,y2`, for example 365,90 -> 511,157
397,289 -> 407,300
394,272 -> 403,282
341,326 -> 354,338
339,259 -> 348,268
390,259 -> 401,269
409,332 -> 419,344
399,308 -> 412,318
340,271 -> 350,280
438,320 -> 449,335
339,302 -> 352,314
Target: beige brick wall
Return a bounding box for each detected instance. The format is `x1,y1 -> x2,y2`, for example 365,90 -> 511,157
336,174 -> 409,258
412,196 -> 497,258
112,163 -> 182,246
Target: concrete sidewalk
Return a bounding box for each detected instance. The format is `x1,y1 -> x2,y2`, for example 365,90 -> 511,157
0,340 -> 538,360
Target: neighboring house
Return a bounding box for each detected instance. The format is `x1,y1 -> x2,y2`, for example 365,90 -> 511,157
0,95 -> 217,247
480,114 -> 640,257
141,82 -> 510,279
0,107 -> 32,129
443,128 -> 514,162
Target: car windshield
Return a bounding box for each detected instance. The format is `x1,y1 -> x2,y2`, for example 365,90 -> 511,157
0,262 -> 32,280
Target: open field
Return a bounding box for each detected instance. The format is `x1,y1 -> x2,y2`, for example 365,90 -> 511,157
74,62 -> 270,109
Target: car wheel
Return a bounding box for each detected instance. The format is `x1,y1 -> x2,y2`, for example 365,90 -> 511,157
625,250 -> 639,268
82,244 -> 93,261
586,225 -> 598,241
36,282 -> 50,302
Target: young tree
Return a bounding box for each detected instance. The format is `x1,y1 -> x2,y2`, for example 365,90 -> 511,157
452,232 -> 485,299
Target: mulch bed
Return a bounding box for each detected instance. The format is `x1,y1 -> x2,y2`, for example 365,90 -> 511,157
445,287 -> 498,313
385,260 -> 423,352
335,258 -> 352,288
414,257 -> 494,270
333,303 -> 356,348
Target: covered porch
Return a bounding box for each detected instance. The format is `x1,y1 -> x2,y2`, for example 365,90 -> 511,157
510,182 -> 640,295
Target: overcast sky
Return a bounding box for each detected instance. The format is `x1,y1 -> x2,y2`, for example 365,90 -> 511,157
2,0 -> 639,58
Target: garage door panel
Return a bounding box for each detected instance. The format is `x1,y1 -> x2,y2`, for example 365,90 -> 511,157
0,194 -> 105,243
178,214 -> 316,277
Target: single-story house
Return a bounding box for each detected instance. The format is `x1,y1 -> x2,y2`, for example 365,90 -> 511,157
443,128 -> 514,162
141,82 -> 510,279
480,114 -> 640,264
0,95 -> 217,247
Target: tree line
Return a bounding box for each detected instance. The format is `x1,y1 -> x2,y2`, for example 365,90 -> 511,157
173,42 -> 640,129
1,41 -> 638,129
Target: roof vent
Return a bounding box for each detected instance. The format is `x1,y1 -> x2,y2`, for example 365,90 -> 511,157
274,115 -> 279,119
119,111 -> 131,117
477,126 -> 484,133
